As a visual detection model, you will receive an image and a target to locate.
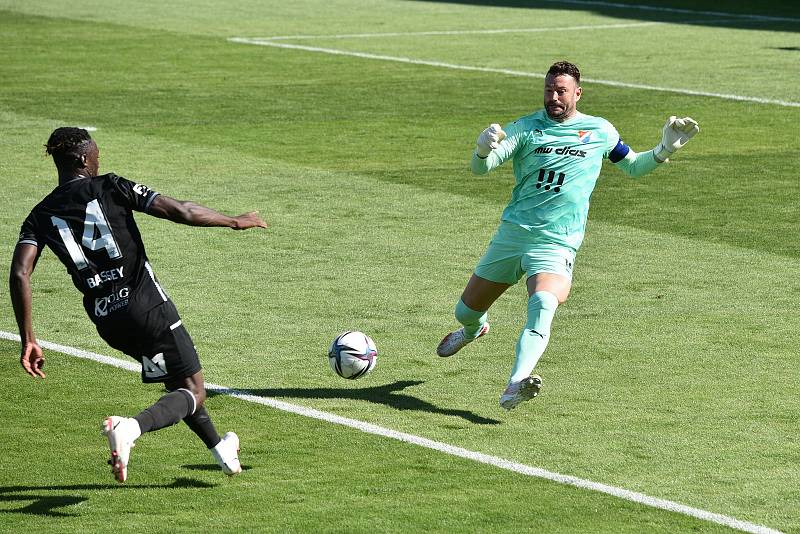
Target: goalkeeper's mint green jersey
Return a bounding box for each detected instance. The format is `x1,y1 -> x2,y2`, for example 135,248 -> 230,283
472,110 -> 621,252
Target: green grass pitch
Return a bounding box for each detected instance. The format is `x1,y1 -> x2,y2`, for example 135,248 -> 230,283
1,1 -> 798,532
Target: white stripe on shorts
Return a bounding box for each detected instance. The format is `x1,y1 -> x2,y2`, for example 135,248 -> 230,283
170,320 -> 182,331
144,261 -> 168,302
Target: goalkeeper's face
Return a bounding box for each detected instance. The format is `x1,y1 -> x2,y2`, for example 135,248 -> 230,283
544,74 -> 582,122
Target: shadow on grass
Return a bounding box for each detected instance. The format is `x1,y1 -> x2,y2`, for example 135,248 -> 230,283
0,478 -> 215,517
209,380 -> 501,425
183,463 -> 253,472
402,0 -> 800,32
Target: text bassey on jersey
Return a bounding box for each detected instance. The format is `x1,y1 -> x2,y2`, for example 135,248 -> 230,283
86,266 -> 124,288
533,145 -> 587,158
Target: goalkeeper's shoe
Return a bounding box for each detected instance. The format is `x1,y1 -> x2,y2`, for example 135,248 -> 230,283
436,323 -> 490,357
499,375 -> 542,410
102,416 -> 140,483
211,432 -> 242,476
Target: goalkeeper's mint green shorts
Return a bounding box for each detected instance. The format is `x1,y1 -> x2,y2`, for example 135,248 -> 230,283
473,221 -> 576,285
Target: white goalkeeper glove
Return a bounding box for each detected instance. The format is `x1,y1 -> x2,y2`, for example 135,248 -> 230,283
475,123 -> 506,158
653,116 -> 699,162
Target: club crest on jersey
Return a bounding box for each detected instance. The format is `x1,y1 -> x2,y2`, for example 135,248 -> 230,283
578,130 -> 592,144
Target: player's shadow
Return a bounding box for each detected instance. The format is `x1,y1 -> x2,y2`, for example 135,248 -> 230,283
215,381 -> 500,425
0,478 -> 214,517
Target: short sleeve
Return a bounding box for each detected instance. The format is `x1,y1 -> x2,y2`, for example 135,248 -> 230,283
109,174 -> 160,212
17,212 -> 40,248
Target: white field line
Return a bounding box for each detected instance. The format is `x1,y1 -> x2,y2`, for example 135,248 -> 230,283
536,0 -> 800,23
0,330 -> 784,534
260,21 -> 664,40
228,38 -> 800,108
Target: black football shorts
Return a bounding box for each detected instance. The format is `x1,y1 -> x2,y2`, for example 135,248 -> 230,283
95,299 -> 202,383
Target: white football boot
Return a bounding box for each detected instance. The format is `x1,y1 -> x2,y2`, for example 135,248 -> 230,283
102,416 -> 140,482
436,323 -> 490,357
211,432 -> 242,475
499,375 -> 543,411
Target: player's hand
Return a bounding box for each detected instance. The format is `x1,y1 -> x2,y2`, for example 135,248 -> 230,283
231,211 -> 268,230
476,124 -> 507,157
20,341 -> 45,379
653,116 -> 699,162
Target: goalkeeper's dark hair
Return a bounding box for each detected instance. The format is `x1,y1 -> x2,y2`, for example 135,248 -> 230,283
547,61 -> 580,83
45,127 -> 93,168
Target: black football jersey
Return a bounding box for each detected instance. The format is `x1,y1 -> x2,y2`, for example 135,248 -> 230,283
18,173 -> 169,322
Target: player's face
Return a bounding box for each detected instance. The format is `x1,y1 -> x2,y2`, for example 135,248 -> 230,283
544,74 -> 581,122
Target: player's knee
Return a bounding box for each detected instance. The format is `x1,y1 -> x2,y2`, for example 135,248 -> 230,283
179,385 -> 206,411
557,288 -> 570,304
169,378 -> 207,407
191,386 -> 207,406
530,290 -> 560,311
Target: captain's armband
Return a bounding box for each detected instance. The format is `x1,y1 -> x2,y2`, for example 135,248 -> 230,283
608,139 -> 630,163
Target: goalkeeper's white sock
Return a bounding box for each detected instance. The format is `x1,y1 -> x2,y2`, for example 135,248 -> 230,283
509,291 -> 559,384
455,298 -> 488,339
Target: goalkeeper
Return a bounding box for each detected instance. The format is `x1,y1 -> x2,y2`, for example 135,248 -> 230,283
436,61 -> 699,410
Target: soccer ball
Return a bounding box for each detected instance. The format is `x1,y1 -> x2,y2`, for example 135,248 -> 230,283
328,331 -> 378,379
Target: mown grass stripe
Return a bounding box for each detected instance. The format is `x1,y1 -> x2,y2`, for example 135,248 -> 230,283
538,0 -> 800,22
0,330 -> 783,534
228,38 -> 800,108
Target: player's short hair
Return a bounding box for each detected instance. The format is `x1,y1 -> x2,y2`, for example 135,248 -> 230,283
547,61 -> 581,83
45,127 -> 93,168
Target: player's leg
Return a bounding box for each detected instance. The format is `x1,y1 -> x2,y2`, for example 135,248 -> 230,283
101,385 -> 195,483
512,272 -> 570,381
96,313 -> 198,482
500,246 -> 573,410
438,224 -> 522,357
437,274 -> 510,356
156,303 -> 241,476
99,301 -> 237,480
166,371 -> 242,476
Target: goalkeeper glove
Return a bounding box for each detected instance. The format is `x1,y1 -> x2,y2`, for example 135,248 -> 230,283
475,123 -> 506,158
653,116 -> 699,162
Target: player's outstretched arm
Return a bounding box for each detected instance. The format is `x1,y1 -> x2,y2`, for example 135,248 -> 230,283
653,116 -> 700,163
9,244 -> 45,378
614,116 -> 699,177
147,195 -> 268,230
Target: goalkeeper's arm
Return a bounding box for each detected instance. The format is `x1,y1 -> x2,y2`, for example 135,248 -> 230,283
612,116 -> 699,177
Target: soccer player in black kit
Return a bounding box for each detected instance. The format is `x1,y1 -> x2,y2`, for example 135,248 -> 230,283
10,127 -> 267,482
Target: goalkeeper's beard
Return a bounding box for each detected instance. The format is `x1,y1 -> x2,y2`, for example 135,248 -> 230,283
545,103 -> 569,121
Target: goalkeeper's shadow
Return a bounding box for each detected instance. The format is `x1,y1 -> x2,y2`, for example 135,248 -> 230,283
211,380 -> 501,425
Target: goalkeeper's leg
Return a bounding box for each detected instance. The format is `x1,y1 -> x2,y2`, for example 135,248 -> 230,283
501,271 -> 570,409
437,275 -> 511,357
508,290 -> 559,383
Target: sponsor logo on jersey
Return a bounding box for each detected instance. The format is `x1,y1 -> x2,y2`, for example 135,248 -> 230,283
94,286 -> 130,317
533,145 -> 587,158
133,184 -> 152,197
86,266 -> 124,288
578,130 -> 592,143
